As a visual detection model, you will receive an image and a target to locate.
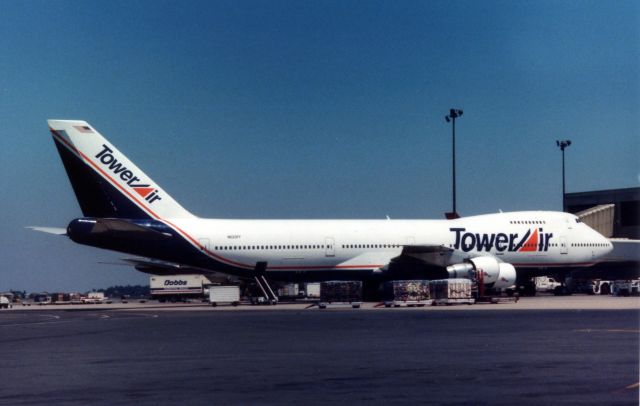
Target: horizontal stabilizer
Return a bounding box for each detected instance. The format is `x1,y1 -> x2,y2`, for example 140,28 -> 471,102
90,218 -> 172,238
67,218 -> 172,242
26,226 -> 67,235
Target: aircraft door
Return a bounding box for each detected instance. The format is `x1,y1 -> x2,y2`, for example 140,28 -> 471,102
560,237 -> 568,254
325,237 -> 335,257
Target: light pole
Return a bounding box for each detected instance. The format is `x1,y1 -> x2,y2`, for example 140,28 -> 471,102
445,108 -> 463,217
556,140 -> 572,211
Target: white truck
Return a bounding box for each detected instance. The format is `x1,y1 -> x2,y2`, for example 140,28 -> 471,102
82,292 -> 106,304
209,285 -> 241,307
0,296 -> 11,309
150,274 -> 211,302
534,277 -> 561,293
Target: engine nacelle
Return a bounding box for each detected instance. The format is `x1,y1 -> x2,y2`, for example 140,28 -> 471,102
446,256 -> 516,289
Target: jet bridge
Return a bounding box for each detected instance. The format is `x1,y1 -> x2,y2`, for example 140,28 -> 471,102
576,204 -> 614,238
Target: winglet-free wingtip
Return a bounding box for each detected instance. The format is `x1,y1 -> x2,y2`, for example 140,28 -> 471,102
26,226 -> 67,236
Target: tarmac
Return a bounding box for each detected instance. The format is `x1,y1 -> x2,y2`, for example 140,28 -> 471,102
0,296 -> 638,405
7,294 -> 640,311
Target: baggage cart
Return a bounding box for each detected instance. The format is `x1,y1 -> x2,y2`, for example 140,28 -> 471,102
430,279 -> 475,306
382,280 -> 433,307
318,281 -> 362,309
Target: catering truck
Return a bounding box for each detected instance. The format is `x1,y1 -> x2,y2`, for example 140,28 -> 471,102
150,274 -> 211,302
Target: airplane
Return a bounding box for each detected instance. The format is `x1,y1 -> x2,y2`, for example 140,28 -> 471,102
36,120 -> 614,298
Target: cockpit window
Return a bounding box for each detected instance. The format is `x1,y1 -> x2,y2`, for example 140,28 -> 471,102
575,218 -> 582,223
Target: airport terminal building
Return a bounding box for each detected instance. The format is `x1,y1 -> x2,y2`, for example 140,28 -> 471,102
565,187 -> 639,239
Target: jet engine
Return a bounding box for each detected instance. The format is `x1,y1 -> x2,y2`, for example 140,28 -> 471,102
446,256 -> 516,289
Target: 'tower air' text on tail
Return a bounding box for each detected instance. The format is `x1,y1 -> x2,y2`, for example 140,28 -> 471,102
48,120 -> 195,220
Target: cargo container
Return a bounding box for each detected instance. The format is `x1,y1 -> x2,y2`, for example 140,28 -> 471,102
382,280 -> 432,307
50,293 -> 71,304
319,281 -> 362,309
277,283 -> 299,299
430,279 -> 474,305
304,283 -> 321,298
150,274 -> 211,302
209,285 -> 241,307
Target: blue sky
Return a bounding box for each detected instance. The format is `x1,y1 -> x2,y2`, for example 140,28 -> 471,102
1,0 -> 638,292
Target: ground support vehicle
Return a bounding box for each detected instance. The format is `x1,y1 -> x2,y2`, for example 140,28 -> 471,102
150,274 -> 211,302
81,292 -> 105,304
209,285 -> 241,306
566,278 -> 613,295
534,276 -> 561,293
0,296 -> 11,309
612,279 -> 640,296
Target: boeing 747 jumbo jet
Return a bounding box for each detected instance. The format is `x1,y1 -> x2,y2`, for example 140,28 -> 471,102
38,120 -> 613,295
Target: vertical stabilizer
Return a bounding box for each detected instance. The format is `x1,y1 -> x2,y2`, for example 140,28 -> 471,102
48,120 -> 195,220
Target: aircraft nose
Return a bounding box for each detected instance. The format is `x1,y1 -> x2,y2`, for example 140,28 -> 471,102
604,237 -> 614,254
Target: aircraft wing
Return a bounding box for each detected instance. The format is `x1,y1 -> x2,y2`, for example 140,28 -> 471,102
393,244 -> 455,267
386,244 -> 455,279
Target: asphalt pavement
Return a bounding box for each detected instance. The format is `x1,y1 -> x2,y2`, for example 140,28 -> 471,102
0,305 -> 638,405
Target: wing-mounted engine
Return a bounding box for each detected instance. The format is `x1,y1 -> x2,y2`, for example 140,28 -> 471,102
446,256 -> 516,289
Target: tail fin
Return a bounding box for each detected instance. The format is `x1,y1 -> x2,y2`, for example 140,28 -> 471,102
48,120 -> 195,220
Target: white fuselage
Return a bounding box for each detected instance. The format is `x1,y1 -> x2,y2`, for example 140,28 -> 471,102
166,211 -> 613,275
